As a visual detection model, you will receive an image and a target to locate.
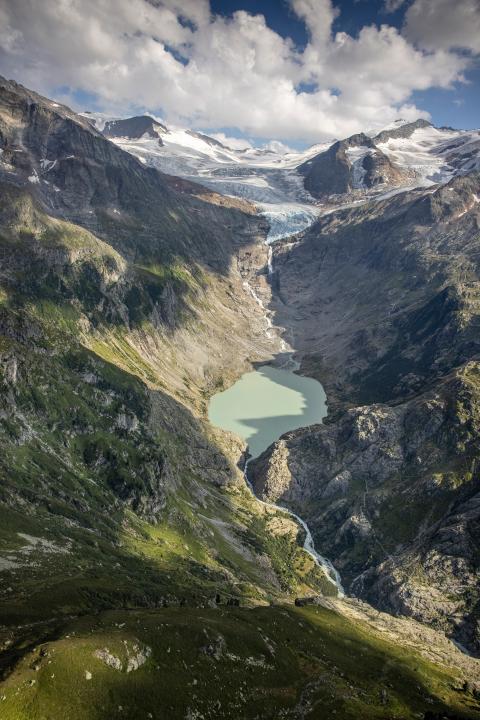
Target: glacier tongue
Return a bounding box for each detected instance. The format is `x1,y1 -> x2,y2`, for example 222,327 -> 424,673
258,202 -> 321,242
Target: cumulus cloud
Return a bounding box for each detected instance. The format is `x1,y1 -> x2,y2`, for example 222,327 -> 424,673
0,0 -> 475,142
290,0 -> 338,45
404,0 -> 480,54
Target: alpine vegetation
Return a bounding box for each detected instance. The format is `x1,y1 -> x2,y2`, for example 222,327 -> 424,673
0,1 -> 480,718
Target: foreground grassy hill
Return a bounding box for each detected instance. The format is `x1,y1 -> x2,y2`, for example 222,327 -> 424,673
1,604 -> 480,720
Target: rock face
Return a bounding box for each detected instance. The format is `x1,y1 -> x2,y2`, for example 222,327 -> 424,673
0,75 -> 264,267
372,118 -> 432,144
103,115 -> 167,142
0,76 -> 319,621
297,132 -> 408,198
251,168 -> 480,653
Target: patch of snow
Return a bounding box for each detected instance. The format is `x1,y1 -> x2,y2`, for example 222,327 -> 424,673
28,171 -> 40,184
79,111 -> 117,132
363,118 -> 414,138
377,126 -> 479,187
345,145 -> 373,189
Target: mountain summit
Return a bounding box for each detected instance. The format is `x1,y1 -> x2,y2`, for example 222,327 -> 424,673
102,115 -> 167,143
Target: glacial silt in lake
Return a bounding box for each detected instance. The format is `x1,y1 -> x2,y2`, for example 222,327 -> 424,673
208,365 -> 327,459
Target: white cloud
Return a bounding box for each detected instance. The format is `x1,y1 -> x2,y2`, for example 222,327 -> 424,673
0,0 -> 475,142
263,140 -> 295,154
208,133 -> 253,150
290,0 -> 338,45
405,0 -> 480,54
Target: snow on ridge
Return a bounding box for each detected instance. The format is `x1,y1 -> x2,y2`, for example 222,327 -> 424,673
376,125 -> 479,186
345,146 -> 375,189
77,109 -> 479,228
363,118 -> 412,137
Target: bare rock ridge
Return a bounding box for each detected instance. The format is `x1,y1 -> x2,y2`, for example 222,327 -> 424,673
185,129 -> 229,149
250,165 -> 480,654
297,129 -> 411,198
103,115 -> 167,143
373,118 -> 432,144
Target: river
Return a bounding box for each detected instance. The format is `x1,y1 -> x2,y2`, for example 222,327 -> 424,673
208,209 -> 344,597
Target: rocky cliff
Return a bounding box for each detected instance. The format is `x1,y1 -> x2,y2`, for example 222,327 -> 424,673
251,169 -> 480,654
0,76 -> 333,624
297,131 -> 410,199
103,115 -> 167,142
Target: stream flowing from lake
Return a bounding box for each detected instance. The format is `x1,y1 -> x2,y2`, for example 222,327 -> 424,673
208,213 -> 344,596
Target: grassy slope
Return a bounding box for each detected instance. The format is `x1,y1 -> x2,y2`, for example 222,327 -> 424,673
1,605 -> 479,720
0,185 -> 334,628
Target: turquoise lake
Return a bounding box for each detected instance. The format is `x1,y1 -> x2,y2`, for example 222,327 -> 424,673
208,365 -> 328,459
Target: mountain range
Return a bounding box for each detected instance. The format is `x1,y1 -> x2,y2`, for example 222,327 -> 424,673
1,75 -> 480,719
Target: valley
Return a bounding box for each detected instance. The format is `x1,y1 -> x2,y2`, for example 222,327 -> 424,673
0,75 -> 480,719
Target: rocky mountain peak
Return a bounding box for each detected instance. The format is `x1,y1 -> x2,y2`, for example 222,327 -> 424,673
373,118 -> 433,144
297,131 -> 408,199
185,129 -> 228,149
103,115 -> 167,144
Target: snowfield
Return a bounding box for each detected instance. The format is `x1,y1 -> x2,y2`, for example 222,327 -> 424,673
377,125 -> 480,186
81,111 -> 479,241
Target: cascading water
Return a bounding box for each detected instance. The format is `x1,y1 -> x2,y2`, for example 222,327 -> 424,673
244,457 -> 344,597
232,206 -> 345,598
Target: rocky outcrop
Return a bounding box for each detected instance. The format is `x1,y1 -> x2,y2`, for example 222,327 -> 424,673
250,368 -> 480,651
103,115 -> 167,142
373,118 -> 432,144
297,132 -> 408,199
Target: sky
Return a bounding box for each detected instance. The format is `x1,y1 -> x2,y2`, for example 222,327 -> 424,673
0,0 -> 479,147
